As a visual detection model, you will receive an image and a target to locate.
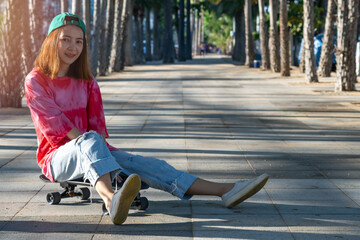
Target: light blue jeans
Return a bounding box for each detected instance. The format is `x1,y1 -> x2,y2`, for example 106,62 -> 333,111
51,131 -> 197,200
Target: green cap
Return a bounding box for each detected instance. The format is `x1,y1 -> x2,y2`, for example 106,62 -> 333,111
47,12 -> 86,36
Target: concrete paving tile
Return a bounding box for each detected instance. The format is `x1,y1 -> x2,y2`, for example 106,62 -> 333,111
265,179 -> 336,189
340,189 -> 360,205
0,172 -> 39,182
0,216 -> 12,230
98,213 -> 192,232
16,202 -> 104,217
0,191 -> 37,203
332,179 -> 360,188
268,188 -> 357,203
283,214 -> 360,240
290,232 -> 360,240
273,201 -> 360,215
192,229 -> 294,240
323,170 -> 360,179
93,232 -> 192,239
3,215 -> 102,233
0,203 -> 26,217
0,233 -> 93,240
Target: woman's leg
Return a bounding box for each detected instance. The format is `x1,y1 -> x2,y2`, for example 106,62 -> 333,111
111,150 -> 269,208
51,131 -> 140,223
94,172 -> 114,210
185,178 -> 234,197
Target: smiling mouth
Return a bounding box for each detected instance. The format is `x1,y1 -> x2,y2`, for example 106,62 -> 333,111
65,53 -> 77,58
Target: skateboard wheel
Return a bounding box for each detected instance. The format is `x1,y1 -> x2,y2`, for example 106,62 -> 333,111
78,187 -> 90,200
138,197 -> 149,210
47,192 -> 61,205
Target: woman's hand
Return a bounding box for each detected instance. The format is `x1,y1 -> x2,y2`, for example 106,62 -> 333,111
66,127 -> 82,140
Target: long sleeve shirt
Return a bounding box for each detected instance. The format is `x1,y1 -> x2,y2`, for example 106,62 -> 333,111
25,68 -> 117,182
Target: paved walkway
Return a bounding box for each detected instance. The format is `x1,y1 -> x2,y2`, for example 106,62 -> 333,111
1,55 -> 360,239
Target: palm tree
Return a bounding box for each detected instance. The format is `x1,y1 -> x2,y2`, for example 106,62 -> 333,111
303,0 -> 318,83
124,0 -> 135,66
186,0 -> 192,60
317,0 -> 336,77
279,0 -> 290,76
145,6 -> 152,61
90,0 -> 101,76
109,0 -> 131,72
335,0 -> 359,91
30,0 -> 44,52
258,0 -> 270,70
61,0 -> 69,12
98,0 -> 108,76
119,0 -> 132,70
0,0 -> 27,107
232,7 -> 245,63
163,0 -> 175,63
72,0 -> 81,16
82,0 -> 91,49
152,2 -> 162,60
269,0 -> 280,72
244,0 -> 255,67
178,0 -> 186,61
100,0 -> 114,74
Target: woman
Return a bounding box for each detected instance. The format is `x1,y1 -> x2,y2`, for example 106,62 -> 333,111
25,12 -> 269,225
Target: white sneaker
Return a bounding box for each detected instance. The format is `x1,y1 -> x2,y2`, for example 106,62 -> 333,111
222,173 -> 269,208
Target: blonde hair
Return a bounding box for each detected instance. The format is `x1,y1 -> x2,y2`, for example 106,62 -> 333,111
34,27 -> 92,81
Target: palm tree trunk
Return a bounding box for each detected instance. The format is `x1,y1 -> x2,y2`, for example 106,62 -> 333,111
244,0 -> 255,67
258,0 -> 270,70
82,0 -> 91,51
145,7 -> 152,61
30,0 -> 43,52
61,0 -> 69,12
269,0 -> 280,72
232,7 -> 245,63
102,0 -> 114,73
119,0 -> 131,70
72,0 -> 82,16
20,0 -> 33,76
186,0 -> 192,60
163,0 -> 175,63
335,0 -> 359,91
124,0 -> 135,66
178,0 -> 186,61
317,0 -> 336,77
303,0 -> 318,82
108,1 -> 122,72
0,0 -> 25,107
153,5 -> 161,60
196,10 -> 202,55
280,0 -> 290,76
90,0 -> 101,76
98,0 -> 108,76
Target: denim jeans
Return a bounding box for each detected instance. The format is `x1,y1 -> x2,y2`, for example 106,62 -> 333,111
51,131 -> 197,200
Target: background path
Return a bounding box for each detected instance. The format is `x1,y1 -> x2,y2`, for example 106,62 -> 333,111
1,55 -> 360,239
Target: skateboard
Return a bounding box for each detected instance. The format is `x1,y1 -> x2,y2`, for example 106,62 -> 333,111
39,173 -> 149,210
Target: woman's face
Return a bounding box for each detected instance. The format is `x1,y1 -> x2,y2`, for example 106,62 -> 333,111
57,25 -> 84,69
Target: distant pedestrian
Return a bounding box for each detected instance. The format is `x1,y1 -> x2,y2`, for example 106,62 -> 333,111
200,43 -> 205,55
25,12 -> 269,225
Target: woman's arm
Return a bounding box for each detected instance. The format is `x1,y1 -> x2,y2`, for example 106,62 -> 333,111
67,127 -> 106,142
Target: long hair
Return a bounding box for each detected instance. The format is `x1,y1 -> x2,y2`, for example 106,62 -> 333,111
34,27 -> 92,81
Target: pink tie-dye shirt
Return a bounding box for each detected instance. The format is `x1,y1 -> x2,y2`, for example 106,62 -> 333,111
25,68 -> 117,182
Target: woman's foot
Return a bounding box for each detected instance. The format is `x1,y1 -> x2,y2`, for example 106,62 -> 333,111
221,173 -> 269,208
109,174 -> 141,225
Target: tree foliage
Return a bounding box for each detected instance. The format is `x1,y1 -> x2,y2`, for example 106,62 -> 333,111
203,10 -> 232,52
288,0 -> 324,37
